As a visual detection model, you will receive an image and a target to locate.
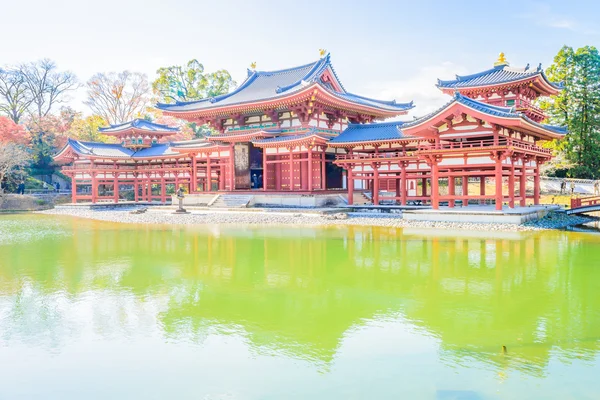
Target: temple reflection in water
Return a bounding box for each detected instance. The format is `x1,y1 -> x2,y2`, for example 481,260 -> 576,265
0,216 -> 599,377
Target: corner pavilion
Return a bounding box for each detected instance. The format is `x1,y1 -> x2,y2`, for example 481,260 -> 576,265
55,53 -> 566,209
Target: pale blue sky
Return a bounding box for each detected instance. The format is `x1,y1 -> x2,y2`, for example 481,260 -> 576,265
2,0 -> 598,115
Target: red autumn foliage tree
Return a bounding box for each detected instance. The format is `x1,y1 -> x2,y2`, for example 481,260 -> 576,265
0,116 -> 29,145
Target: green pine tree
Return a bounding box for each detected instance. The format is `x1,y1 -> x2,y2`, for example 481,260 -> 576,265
541,45 -> 600,179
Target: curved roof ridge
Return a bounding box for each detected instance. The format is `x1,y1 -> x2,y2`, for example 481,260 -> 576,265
99,119 -> 179,132
456,93 -> 516,114
156,97 -> 212,108
275,54 -> 330,94
255,59 -> 320,76
524,117 -> 568,135
344,92 -> 414,108
438,66 -> 501,85
100,120 -> 131,130
156,57 -> 326,109
156,72 -> 260,108
503,65 -> 529,73
437,63 -> 563,90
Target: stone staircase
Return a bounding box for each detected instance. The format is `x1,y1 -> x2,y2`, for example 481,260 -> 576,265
209,194 -> 254,208
340,191 -> 371,205
358,191 -> 372,204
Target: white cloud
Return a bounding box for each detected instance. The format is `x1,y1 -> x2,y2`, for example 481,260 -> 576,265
363,62 -> 469,120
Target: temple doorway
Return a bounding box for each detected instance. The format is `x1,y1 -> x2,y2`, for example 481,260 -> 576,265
326,153 -> 343,189
249,143 -> 263,189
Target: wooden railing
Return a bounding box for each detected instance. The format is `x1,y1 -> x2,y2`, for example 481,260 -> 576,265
62,164 -> 191,171
417,138 -> 552,154
336,138 -> 551,162
336,151 -> 415,161
571,196 -> 600,209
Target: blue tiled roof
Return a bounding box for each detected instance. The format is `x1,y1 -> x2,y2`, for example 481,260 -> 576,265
99,119 -> 179,133
402,92 -> 519,129
156,54 -> 412,113
64,139 -> 181,158
329,90 -> 414,111
67,139 -> 135,158
329,121 -> 412,144
252,129 -> 329,144
437,64 -> 563,90
134,144 -> 179,157
526,119 -> 568,135
402,92 -> 567,135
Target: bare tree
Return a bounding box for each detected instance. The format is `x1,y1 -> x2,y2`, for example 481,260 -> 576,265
0,142 -> 30,193
20,59 -> 78,120
0,67 -> 34,124
85,71 -> 150,125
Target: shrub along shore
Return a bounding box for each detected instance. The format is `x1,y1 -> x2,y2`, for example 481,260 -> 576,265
0,194 -> 52,212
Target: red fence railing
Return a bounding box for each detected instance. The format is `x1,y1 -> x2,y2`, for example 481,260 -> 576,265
335,138 -> 551,162
571,196 -> 600,209
417,138 -> 552,154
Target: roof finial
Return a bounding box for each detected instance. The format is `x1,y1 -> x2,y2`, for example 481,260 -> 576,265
319,48 -> 327,58
494,52 -> 509,67
250,62 -> 256,70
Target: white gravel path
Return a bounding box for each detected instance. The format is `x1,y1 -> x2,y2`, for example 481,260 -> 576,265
37,207 -> 595,232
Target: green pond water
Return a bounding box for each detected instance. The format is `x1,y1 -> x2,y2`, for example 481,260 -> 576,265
0,214 -> 599,399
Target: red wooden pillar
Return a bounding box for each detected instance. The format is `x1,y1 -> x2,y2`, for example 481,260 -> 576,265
206,156 -> 212,192
161,175 -> 166,203
479,177 -> 485,205
91,172 -> 97,204
421,178 -> 427,197
148,176 -> 153,202
307,148 -> 313,191
71,176 -> 77,203
321,148 -> 327,190
134,175 -> 139,202
493,125 -> 500,145
347,166 -> 354,205
276,156 -> 282,190
495,158 -> 503,211
286,150 -> 292,191
300,152 -> 307,190
508,162 -> 515,208
219,166 -> 225,191
372,167 -> 379,205
431,161 -> 439,209
520,163 -> 527,207
448,175 -> 455,208
400,162 -> 407,206
463,176 -> 469,207
191,155 -> 197,192
533,163 -> 540,205
263,149 -> 268,191
113,173 -> 119,204
230,143 -> 235,191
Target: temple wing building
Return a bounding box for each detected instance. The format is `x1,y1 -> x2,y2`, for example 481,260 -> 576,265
55,53 -> 565,209
55,119 -> 231,203
332,53 -> 566,209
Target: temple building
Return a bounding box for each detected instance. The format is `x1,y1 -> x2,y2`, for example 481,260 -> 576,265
55,52 -> 566,209
156,53 -> 414,192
